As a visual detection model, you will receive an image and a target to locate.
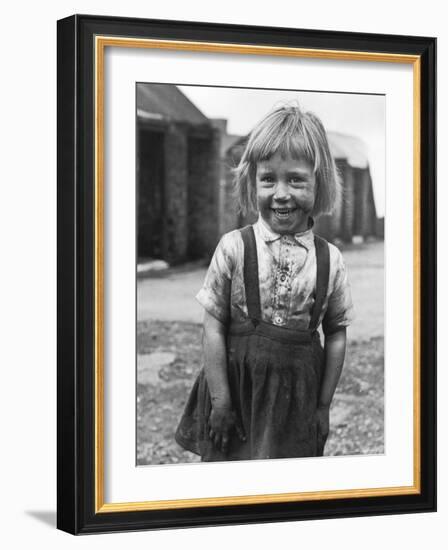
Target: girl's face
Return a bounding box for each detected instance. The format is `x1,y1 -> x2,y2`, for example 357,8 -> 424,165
255,151 -> 316,235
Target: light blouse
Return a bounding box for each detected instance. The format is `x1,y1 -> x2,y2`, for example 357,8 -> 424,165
196,217 -> 354,334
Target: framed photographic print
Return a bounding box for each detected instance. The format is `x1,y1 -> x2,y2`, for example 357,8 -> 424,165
57,14 -> 436,534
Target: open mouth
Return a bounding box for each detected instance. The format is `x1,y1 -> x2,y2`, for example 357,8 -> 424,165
271,207 -> 297,219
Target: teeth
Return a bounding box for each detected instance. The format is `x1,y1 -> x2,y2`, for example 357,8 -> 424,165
274,208 -> 293,214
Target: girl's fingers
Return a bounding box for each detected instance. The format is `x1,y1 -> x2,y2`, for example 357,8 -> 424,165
209,413 -> 247,451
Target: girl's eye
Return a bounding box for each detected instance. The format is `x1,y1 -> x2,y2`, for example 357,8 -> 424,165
260,176 -> 274,184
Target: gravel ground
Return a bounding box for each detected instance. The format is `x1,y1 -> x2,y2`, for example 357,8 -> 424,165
137,320 -> 384,465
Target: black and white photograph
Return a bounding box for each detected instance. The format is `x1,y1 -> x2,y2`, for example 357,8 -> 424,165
136,83 -> 385,466
1,0 -> 441,541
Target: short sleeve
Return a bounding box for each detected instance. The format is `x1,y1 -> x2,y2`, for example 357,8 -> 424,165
195,233 -> 236,324
323,248 -> 355,335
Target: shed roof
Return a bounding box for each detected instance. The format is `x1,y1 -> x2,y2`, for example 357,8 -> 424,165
327,131 -> 369,169
137,83 -> 209,125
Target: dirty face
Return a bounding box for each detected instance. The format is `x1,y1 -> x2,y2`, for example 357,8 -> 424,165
256,151 -> 316,235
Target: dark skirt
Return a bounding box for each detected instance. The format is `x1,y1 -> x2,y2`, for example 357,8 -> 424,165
175,320 -> 325,461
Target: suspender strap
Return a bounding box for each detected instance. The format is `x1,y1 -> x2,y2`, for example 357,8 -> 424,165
240,225 -> 262,324
309,235 -> 330,331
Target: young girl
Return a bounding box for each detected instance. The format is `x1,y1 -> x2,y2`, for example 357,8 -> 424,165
175,103 -> 354,461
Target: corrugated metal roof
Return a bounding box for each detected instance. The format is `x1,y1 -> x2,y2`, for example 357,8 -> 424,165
327,131 -> 369,169
137,83 -> 209,125
136,84 -> 369,168
220,134 -> 242,157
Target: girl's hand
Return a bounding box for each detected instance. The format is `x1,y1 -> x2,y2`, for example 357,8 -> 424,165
208,405 -> 246,453
316,405 -> 330,456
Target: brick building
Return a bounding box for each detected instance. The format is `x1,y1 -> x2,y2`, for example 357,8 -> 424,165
137,84 -> 381,264
137,84 -> 221,263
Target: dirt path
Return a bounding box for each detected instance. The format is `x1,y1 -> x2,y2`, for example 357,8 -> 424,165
137,320 -> 384,465
137,241 -> 384,464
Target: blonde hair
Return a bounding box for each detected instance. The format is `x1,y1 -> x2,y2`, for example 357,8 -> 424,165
233,102 -> 340,217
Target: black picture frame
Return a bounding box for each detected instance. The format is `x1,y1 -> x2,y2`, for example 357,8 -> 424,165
57,14 -> 436,534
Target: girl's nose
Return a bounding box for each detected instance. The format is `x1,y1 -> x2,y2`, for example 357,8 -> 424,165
273,182 -> 291,201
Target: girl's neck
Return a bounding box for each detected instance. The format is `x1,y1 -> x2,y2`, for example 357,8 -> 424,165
258,214 -> 313,236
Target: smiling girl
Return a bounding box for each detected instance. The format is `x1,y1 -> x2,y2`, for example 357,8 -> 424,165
175,103 -> 354,461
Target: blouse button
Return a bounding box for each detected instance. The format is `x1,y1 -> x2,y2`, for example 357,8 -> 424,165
280,274 -> 286,282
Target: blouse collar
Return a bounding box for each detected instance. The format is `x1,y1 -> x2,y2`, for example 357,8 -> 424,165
255,215 -> 315,250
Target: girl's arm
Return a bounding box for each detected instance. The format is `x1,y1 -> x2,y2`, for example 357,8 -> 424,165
203,310 -> 231,408
319,327 -> 347,407
316,327 -> 347,454
203,311 -> 245,452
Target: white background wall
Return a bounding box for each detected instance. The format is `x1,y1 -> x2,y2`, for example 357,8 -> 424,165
0,1 -> 443,547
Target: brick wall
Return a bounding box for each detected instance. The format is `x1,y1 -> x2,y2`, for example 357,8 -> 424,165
340,161 -> 356,242
187,128 -> 221,259
164,124 -> 188,263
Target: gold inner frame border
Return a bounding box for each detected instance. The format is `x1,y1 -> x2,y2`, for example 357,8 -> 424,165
94,35 -> 421,513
